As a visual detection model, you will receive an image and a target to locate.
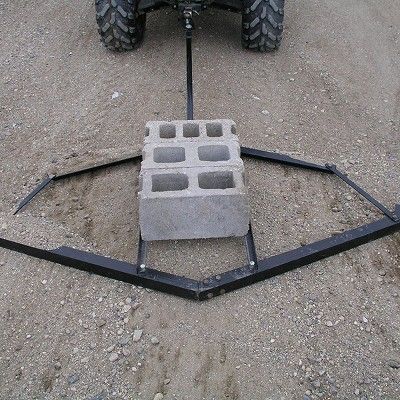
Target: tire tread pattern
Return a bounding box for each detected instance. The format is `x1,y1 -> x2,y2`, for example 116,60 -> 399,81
95,0 -> 145,51
242,0 -> 285,52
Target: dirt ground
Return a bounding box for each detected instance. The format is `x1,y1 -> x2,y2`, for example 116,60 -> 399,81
1,0 -> 399,399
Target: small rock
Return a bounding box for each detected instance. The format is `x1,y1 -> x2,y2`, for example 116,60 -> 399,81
387,359 -> 400,369
312,379 -> 321,388
355,388 -> 360,395
96,319 -> 106,328
150,336 -> 160,345
131,302 -> 141,310
41,280 -> 47,285
153,393 -> 164,400
67,374 -> 79,385
378,270 -> 386,276
109,352 -> 119,362
122,304 -> 131,313
111,91 -> 120,99
133,329 -> 143,342
88,394 -> 105,400
261,110 -> 270,115
106,345 -> 115,353
54,362 -> 62,370
325,320 -> 333,327
163,378 -> 171,385
122,348 -> 131,357
118,335 -> 131,346
278,118 -> 284,123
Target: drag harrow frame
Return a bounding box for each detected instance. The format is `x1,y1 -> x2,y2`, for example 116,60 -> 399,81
1,12 -> 399,300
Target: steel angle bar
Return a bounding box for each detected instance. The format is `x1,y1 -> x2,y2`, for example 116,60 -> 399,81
240,147 -> 332,173
326,164 -> 398,222
198,204 -> 400,300
0,237 -> 199,299
14,154 -> 142,214
14,175 -> 55,215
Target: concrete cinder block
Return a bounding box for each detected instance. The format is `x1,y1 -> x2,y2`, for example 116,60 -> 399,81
144,119 -> 238,144
139,119 -> 250,241
141,141 -> 243,170
139,167 -> 249,241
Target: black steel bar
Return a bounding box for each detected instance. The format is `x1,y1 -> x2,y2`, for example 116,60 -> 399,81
1,204 -> 398,301
244,223 -> 258,269
13,154 -> 142,214
14,175 -> 55,215
186,26 -> 194,120
0,237 -> 199,299
198,204 -> 400,300
326,164 -> 398,221
241,147 -> 332,173
55,154 -> 142,181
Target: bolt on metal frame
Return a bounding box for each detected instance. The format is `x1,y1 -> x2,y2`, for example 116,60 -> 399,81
1,12 -> 399,300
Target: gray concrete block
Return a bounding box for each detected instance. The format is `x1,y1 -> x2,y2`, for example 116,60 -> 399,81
139,167 -> 249,241
139,119 -> 249,241
144,119 -> 238,144
141,141 -> 243,171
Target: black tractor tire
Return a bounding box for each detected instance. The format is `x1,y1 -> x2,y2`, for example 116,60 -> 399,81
242,0 -> 285,52
95,0 -> 146,51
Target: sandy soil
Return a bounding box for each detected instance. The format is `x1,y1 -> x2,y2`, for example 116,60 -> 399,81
0,0 -> 399,399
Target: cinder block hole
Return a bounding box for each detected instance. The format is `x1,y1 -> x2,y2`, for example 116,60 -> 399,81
145,127 -> 150,136
206,123 -> 223,137
152,173 -> 189,192
231,125 -> 236,135
198,145 -> 230,161
153,147 -> 185,163
183,123 -> 200,137
159,124 -> 176,138
198,171 -> 235,190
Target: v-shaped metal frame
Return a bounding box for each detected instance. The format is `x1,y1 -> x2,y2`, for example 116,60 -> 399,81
1,11 -> 399,300
1,146 -> 399,300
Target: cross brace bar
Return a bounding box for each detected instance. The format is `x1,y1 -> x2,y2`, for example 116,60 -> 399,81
14,149 -> 332,215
